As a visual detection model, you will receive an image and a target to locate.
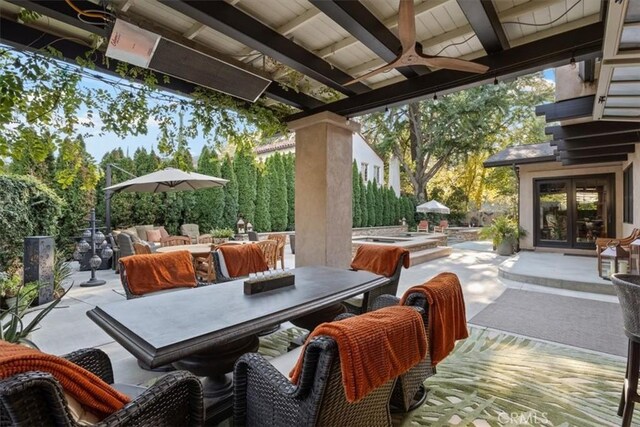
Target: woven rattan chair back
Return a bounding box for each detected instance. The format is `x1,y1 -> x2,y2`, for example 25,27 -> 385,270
256,240 -> 278,270
612,275 -> 640,341
198,234 -> 214,244
133,242 -> 152,255
160,236 -> 191,247
267,234 -> 286,269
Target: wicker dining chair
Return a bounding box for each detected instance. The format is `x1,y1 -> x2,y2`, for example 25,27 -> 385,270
198,234 -> 214,244
160,236 -> 191,247
133,242 -> 152,255
256,240 -> 279,270
267,234 -> 286,269
234,337 -> 397,427
0,348 -> 204,427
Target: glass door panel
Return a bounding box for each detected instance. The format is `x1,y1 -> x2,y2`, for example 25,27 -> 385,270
575,179 -> 609,248
538,182 -> 568,244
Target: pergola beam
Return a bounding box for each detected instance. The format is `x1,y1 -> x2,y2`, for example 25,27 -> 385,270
553,132 -> 640,150
309,0 -> 427,79
288,22 -> 604,119
561,155 -> 628,166
158,0 -> 370,96
558,145 -> 635,159
5,0 -> 107,37
535,95 -> 595,122
546,120 -> 640,140
456,0 -> 509,54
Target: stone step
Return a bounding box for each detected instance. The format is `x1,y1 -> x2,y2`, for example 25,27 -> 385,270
409,246 -> 453,266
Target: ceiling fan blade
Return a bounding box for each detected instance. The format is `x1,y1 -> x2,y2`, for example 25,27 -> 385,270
345,62 -> 397,85
397,0 -> 416,54
416,55 -> 489,74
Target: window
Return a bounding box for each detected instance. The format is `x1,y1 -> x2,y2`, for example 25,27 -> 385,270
624,164 -> 633,223
360,162 -> 368,181
373,166 -> 380,184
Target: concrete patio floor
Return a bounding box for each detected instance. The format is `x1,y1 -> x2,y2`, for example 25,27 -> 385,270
30,241 -> 622,387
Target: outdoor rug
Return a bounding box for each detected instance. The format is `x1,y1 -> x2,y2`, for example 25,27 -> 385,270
469,288 -> 626,357
260,326 -> 636,427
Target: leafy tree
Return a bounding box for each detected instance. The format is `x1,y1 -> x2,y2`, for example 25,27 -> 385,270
352,161 -> 362,227
234,144 -> 257,223
361,74 -> 554,201
95,149 -> 137,228
284,154 -> 295,230
194,146 -> 225,231
359,173 -> 368,228
254,167 -> 271,232
267,153 -> 288,231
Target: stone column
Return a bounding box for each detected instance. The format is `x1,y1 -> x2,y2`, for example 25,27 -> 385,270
23,236 -> 55,305
288,111 -> 360,269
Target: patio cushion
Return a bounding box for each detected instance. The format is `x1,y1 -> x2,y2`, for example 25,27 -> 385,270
350,244 -> 410,277
400,272 -> 468,366
120,251 -> 197,295
146,229 -> 162,243
290,305 -> 426,403
122,231 -> 142,244
0,341 -> 130,420
135,225 -> 154,241
217,244 -> 268,278
157,226 -> 170,239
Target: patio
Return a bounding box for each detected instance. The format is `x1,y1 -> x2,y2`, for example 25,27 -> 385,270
28,241 -> 632,425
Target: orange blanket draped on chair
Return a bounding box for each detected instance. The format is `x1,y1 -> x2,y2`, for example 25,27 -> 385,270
218,244 -> 269,278
400,272 -> 468,366
289,305 -> 427,403
120,251 -> 197,295
350,244 -> 410,277
0,341 -> 130,420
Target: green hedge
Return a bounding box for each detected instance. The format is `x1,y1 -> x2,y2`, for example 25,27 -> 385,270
0,174 -> 64,270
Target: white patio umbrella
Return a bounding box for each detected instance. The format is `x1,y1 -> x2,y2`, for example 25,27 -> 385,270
416,200 -> 451,214
104,167 -> 228,193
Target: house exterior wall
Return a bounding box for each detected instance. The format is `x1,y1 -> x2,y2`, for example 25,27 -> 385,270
255,145 -> 295,161
518,161 -> 623,250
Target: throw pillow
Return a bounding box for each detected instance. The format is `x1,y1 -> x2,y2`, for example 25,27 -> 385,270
146,229 -> 162,243
157,226 -> 170,239
135,225 -> 154,241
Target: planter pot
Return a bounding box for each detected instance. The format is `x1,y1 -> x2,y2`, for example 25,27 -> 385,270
213,238 -> 229,245
496,240 -> 515,256
3,296 -> 18,309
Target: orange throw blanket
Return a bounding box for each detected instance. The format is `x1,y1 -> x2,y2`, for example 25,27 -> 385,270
290,306 -> 427,403
400,272 -> 468,366
350,244 -> 410,277
218,244 -> 269,278
121,251 -> 197,295
0,341 -> 130,420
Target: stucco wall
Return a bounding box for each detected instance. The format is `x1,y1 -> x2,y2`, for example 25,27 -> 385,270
352,133 -> 385,185
518,161 -> 623,250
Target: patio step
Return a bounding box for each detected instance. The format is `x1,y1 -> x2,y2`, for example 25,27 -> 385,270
409,246 -> 452,266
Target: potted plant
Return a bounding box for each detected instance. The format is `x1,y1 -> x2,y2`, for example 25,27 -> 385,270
481,216 -> 525,256
211,228 -> 235,245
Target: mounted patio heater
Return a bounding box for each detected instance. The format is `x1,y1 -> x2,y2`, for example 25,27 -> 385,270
106,19 -> 271,102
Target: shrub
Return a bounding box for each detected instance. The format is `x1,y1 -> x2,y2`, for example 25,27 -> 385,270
0,174 -> 64,270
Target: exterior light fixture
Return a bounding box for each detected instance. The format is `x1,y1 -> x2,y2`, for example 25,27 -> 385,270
75,208 -> 113,287
237,217 -> 246,234
246,222 -> 254,233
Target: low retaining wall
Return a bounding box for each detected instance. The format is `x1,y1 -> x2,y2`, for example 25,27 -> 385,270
352,225 -> 409,236
446,227 -> 482,241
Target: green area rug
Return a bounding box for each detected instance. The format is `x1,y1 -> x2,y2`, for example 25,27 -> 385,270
260,326 -> 636,427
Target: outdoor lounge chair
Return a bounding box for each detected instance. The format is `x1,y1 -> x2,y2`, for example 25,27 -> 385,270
596,228 -> 640,275
433,220 -> 449,233
133,242 -> 152,255
0,348 -> 203,426
417,220 -> 429,233
160,235 -> 191,247
180,223 -> 200,243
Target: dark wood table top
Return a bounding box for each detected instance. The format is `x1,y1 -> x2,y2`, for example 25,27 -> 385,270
87,266 -> 388,367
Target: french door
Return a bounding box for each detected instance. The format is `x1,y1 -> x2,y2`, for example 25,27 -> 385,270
534,174 -> 614,249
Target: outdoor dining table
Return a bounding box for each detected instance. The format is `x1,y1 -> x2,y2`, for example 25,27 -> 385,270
86,265 -> 389,424
155,241 -> 245,257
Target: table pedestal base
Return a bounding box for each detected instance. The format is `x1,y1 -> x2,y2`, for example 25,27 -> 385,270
172,335 -> 259,423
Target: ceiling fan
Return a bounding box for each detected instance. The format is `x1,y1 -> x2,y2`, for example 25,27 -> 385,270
347,0 -> 489,84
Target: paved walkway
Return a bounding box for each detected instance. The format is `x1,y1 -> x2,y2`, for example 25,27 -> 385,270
31,241 -> 621,385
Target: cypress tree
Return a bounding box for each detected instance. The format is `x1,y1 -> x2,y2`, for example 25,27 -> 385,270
234,147 -> 257,223
254,167 -> 271,232
133,148 -> 160,226
220,154 -> 239,229
352,161 -> 361,227
195,146 -> 225,232
381,184 -> 390,225
366,181 -> 376,227
267,153 -> 288,231
284,154 -> 295,230
359,173 -> 368,227
374,181 -> 383,226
